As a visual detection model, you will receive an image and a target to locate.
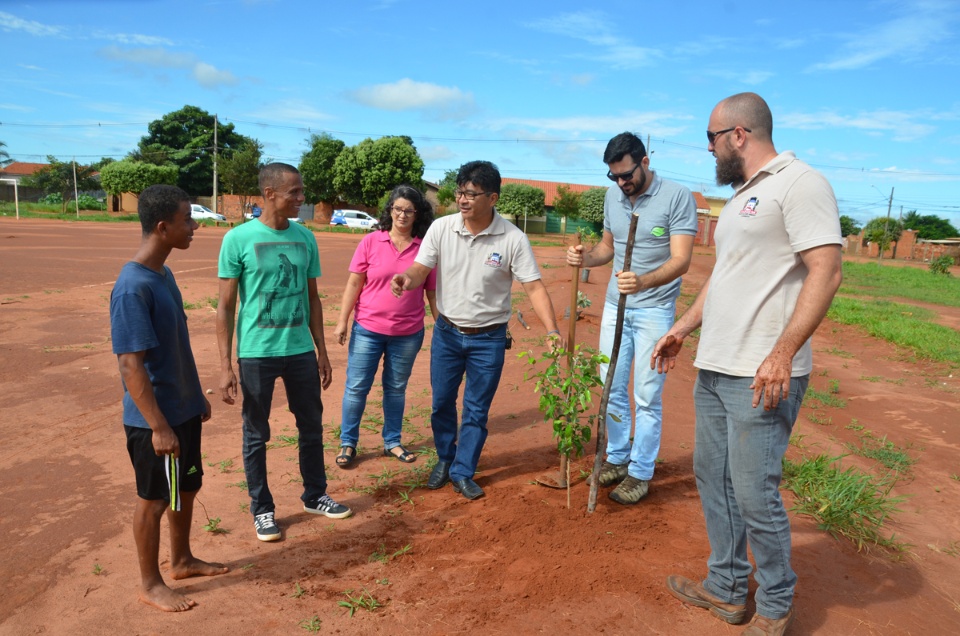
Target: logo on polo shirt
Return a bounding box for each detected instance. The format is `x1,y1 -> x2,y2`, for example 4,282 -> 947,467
485,252 -> 503,268
651,226 -> 666,237
740,197 -> 759,217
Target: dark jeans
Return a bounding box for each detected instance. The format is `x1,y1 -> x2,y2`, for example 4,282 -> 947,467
239,351 -> 327,516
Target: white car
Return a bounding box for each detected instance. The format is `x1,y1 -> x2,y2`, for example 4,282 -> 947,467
331,209 -> 378,230
190,204 -> 226,222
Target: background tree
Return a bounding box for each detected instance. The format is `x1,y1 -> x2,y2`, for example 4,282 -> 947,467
219,140 -> 263,214
435,168 -> 458,211
136,105 -> 253,196
554,184 -> 582,220
578,187 -> 608,225
497,183 -> 545,221
862,216 -> 904,253
299,133 -> 345,204
0,141 -> 12,168
902,210 -> 959,240
839,215 -> 862,237
20,156 -> 100,213
100,161 -> 179,199
333,136 -> 424,208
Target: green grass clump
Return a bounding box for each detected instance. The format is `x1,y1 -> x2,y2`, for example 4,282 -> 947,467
840,261 -> 960,307
782,454 -> 908,553
845,433 -> 916,473
802,387 -> 847,409
827,297 -> 960,365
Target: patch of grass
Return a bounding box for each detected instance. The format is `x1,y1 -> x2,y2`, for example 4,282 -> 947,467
338,588 -> 383,617
228,480 -> 247,489
846,433 -> 916,473
803,387 -> 847,409
369,542 -> 412,564
268,434 -> 299,449
540,262 -> 559,269
823,347 -> 855,359
183,296 -> 218,310
827,297 -> 960,365
840,261 -> 960,308
217,458 -> 234,473
807,412 -> 832,426
529,239 -> 564,247
300,615 -> 322,632
203,517 -> 229,534
782,454 -> 909,553
92,563 -> 103,575
291,582 -> 306,599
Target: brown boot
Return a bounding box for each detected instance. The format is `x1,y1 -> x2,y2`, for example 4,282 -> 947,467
665,575 -> 746,624
741,608 -> 794,635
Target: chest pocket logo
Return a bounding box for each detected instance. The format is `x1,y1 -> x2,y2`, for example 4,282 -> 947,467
485,252 -> 503,268
739,197 -> 759,217
650,226 -> 666,237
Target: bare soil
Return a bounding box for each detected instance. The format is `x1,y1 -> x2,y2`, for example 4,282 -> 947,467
1,219 -> 958,635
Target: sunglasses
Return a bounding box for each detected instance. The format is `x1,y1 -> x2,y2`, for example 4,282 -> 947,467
707,126 -> 751,144
606,164 -> 639,182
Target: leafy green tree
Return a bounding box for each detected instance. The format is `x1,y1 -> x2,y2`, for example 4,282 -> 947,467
862,216 -> 904,253
100,160 -> 179,198
0,141 -> 12,168
436,169 -> 458,210
136,105 -> 253,196
219,140 -> 263,214
333,136 -> 424,208
497,183 -> 545,220
554,184 -> 582,219
299,133 -> 345,204
578,187 -> 608,224
839,215 -> 861,237
902,210 -> 959,240
20,156 -> 100,213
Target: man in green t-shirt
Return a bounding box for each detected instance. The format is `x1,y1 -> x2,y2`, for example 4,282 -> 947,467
217,163 -> 352,542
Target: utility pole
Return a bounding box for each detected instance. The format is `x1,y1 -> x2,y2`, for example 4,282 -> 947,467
878,187 -> 894,263
73,158 -> 80,218
212,114 -> 218,214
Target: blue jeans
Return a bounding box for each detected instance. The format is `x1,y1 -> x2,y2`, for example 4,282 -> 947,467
238,351 -> 327,517
340,322 -> 424,449
430,316 -> 506,482
693,369 -> 809,619
598,300 -> 676,480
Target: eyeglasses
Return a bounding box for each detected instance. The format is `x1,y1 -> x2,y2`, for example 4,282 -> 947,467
391,206 -> 416,217
606,164 -> 639,182
706,126 -> 751,145
454,189 -> 491,201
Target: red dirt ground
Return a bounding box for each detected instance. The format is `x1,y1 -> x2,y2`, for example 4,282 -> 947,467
1,218 -> 958,635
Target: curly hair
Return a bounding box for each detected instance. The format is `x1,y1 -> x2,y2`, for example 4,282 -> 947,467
377,184 -> 434,239
138,184 -> 190,235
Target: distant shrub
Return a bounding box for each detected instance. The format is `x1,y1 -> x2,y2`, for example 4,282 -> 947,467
39,193 -> 63,204
929,255 -> 954,276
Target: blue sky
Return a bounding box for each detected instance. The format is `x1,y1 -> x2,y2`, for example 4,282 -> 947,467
1,0 -> 959,226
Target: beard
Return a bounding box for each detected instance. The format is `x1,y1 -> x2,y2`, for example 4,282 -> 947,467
619,168 -> 647,198
715,151 -> 745,187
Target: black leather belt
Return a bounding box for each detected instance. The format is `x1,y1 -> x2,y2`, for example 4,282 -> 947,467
440,315 -> 504,335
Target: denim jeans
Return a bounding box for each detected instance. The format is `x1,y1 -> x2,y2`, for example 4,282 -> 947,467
238,351 -> 327,517
693,369 -> 809,619
430,316 -> 506,482
340,321 -> 424,449
598,300 -> 676,480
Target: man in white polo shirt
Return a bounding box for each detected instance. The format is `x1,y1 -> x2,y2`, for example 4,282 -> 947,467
392,160 -> 560,501
652,92 -> 842,635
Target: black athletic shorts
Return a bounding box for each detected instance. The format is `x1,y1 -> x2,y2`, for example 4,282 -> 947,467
125,416 -> 203,508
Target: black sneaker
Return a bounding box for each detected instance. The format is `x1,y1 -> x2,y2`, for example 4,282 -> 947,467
254,512 -> 281,542
304,494 -> 353,519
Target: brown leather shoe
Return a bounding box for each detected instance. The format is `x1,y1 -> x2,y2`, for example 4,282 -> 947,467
741,608 -> 794,635
666,575 -> 746,624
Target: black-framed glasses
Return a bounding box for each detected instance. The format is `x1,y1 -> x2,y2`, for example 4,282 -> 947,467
391,206 -> 416,217
707,126 -> 751,144
606,164 -> 639,182
454,189 -> 491,201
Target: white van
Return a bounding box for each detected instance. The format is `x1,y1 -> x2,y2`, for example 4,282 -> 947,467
331,210 -> 378,231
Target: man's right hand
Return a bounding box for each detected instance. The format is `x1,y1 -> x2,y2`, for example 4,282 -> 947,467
566,245 -> 585,267
220,366 -> 238,404
391,274 -> 411,298
651,333 -> 684,374
152,424 -> 180,458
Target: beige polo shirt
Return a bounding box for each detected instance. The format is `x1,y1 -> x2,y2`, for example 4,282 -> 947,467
415,211 -> 541,328
695,152 -> 842,377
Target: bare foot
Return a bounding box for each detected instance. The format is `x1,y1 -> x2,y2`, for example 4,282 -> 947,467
139,584 -> 197,612
170,557 -> 229,580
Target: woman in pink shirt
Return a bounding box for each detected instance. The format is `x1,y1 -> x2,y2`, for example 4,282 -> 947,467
333,185 -> 438,467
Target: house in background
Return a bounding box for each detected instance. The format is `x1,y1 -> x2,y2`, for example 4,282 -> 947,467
0,162 -> 48,202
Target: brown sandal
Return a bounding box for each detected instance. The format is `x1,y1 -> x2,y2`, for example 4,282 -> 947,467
384,445 -> 417,463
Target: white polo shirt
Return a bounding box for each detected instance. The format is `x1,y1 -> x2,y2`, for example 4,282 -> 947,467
416,211 -> 541,328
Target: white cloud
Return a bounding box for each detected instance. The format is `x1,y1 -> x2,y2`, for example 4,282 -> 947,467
780,109 -> 937,141
98,46 -> 239,89
0,103 -> 34,112
103,32 -> 174,47
569,73 -> 595,86
527,11 -> 662,69
193,62 -> 239,88
17,63 -> 44,71
419,145 -> 455,162
808,0 -> 958,71
243,100 -> 334,127
0,11 -> 62,37
493,111 -> 693,137
347,78 -> 475,119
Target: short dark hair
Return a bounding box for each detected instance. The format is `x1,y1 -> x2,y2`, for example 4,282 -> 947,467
377,184 -> 435,239
456,160 -> 501,195
138,184 -> 189,235
603,132 -> 646,165
259,162 -> 300,193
